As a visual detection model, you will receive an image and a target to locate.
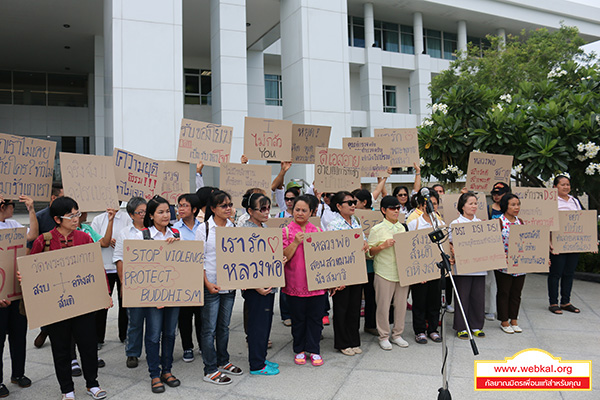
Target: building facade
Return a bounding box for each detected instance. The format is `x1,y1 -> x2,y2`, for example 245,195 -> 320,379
1,0 -> 599,185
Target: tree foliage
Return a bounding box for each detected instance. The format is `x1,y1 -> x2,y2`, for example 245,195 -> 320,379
419,26 -> 600,209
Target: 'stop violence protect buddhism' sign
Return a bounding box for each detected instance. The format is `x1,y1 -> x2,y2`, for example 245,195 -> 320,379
244,117 -> 292,161
177,118 -> 233,167
0,133 -> 56,202
510,187 -> 559,231
466,152 -> 513,192
291,124 -> 331,164
343,137 -> 392,178
374,128 -> 420,167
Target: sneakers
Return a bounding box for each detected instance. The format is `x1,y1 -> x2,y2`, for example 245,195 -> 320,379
391,337 -> 409,348
500,324 -> 514,334
250,365 -> 279,375
10,376 -> 31,388
415,333 -> 428,344
126,356 -> 138,368
203,371 -> 231,385
457,330 -> 469,340
511,324 -> 523,333
379,339 -> 393,350
0,384 -> 8,398
310,354 -> 324,366
183,349 -> 194,362
294,352 -> 306,365
218,363 -> 243,376
322,316 -> 330,325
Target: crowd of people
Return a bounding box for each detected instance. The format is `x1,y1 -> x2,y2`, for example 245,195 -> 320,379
0,158 -> 590,398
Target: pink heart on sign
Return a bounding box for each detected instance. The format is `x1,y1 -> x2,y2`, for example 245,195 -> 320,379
306,237 -> 312,243
354,233 -> 360,239
159,246 -> 163,251
267,236 -> 279,253
126,246 -> 130,251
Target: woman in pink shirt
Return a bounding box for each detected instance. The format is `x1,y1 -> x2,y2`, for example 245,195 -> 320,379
282,195 -> 327,367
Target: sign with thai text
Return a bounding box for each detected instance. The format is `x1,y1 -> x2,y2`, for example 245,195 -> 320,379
343,137 -> 392,177
510,187 -> 559,231
244,117 -> 292,161
314,147 -> 361,193
374,128 -> 420,167
0,133 -> 56,201
177,118 -> 232,167
216,227 -> 285,290
158,160 -> 191,205
451,220 -> 506,274
122,240 -> 204,307
552,210 -> 598,254
219,163 -> 271,208
394,229 -> 444,286
354,209 -> 385,237
303,229 -> 367,290
466,152 -> 513,192
507,225 -> 550,273
60,153 -> 119,212
17,243 -> 111,329
0,228 -> 26,301
291,124 -> 331,164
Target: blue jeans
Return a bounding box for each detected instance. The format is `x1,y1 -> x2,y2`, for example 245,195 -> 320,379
201,291 -> 235,375
144,307 -> 180,379
125,308 -> 145,357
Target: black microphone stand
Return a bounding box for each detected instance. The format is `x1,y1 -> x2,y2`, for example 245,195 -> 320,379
423,198 -> 478,400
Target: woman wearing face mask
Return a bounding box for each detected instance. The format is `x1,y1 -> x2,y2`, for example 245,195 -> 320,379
449,192 -> 486,340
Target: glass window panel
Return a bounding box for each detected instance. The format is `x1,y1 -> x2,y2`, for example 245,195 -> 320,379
401,32 -> 414,54
444,38 -> 457,60
444,32 -> 457,41
47,73 -> 87,107
426,29 -> 441,38
184,68 -> 199,74
353,23 -> 365,48
185,95 -> 200,105
0,70 -> 11,104
185,74 -> 199,94
383,85 -> 396,113
13,71 -> 46,105
383,29 -> 399,52
400,25 -> 413,34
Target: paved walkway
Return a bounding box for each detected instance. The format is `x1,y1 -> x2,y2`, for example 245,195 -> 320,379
4,273 -> 598,399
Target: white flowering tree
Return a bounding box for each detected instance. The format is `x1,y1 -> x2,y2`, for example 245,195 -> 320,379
419,26 -> 600,209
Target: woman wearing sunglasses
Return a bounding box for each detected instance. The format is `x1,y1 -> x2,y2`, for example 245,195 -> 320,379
240,193 -> 280,375
367,196 -> 409,350
327,191 -> 369,356
194,190 -> 242,385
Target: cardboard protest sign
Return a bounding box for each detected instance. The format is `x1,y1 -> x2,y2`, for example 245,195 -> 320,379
264,217 -> 321,230
439,192 -> 487,222
122,240 -> 204,307
374,128 -> 420,167
60,153 -> 119,212
394,230 -> 445,286
291,124 -> 331,164
303,229 -> 367,291
0,228 -> 26,301
0,133 -> 56,201
314,147 -> 361,193
451,220 -> 506,274
466,152 -> 513,192
220,163 -> 271,208
552,210 -> 598,254
17,243 -> 111,329
507,225 -> 550,273
510,187 -> 559,231
354,209 -> 385,237
216,227 -> 285,290
343,137 -> 392,178
177,118 -> 233,166
244,117 -> 292,161
158,160 -> 191,205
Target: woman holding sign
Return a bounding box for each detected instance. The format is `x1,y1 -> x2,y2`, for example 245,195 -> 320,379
496,194 -> 526,333
548,175 -> 582,315
328,191 -> 369,356
240,193 -> 280,375
449,192 -> 486,339
282,195 -> 327,367
132,196 -> 181,393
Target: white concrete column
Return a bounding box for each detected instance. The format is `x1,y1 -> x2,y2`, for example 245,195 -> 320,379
211,0 -> 248,164
93,35 -> 105,155
496,28 -> 506,49
413,12 -> 424,55
457,20 -> 467,56
409,54 -> 431,123
364,3 -> 374,48
247,50 -> 265,118
281,0 -> 352,182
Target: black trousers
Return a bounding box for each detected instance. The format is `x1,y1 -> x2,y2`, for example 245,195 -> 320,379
95,273 -> 127,343
452,275 -> 485,332
288,294 -> 325,354
178,306 -> 202,351
243,290 -> 275,371
0,300 -> 27,382
332,284 -> 362,350
411,279 -> 441,335
47,312 -> 99,394
495,271 -> 526,322
362,272 -> 377,330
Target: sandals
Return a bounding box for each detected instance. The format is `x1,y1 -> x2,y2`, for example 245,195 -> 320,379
86,387 -> 107,399
151,378 -> 165,393
160,373 -> 181,388
561,304 -> 580,313
218,363 -> 243,375
203,371 -> 232,385
310,354 -> 324,366
294,352 -> 306,365
548,305 -> 563,314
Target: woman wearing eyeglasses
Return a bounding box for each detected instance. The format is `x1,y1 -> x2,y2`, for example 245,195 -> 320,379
327,191 -> 369,356
194,190 -> 242,385
367,196 -> 409,350
392,162 -> 421,218
240,193 -> 280,375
